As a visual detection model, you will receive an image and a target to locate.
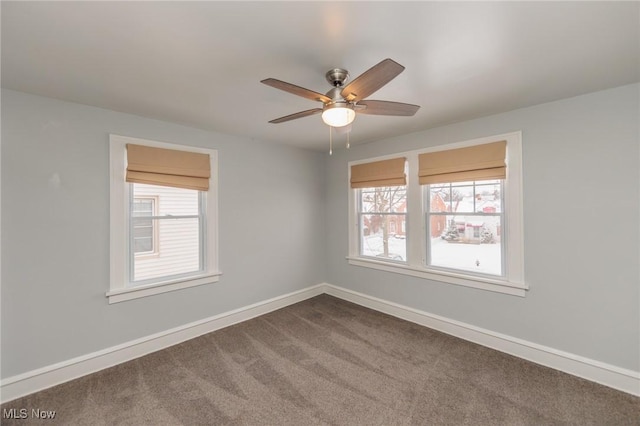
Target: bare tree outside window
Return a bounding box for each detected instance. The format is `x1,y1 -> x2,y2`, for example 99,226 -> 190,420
359,185 -> 407,261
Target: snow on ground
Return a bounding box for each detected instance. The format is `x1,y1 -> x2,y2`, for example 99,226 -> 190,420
361,233 -> 501,276
361,234 -> 407,260
430,237 -> 501,276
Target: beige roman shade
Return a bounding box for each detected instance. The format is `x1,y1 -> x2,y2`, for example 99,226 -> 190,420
418,141 -> 506,185
126,144 -> 211,191
350,157 -> 406,189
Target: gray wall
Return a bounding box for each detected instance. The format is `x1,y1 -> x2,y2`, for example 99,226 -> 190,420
325,83 -> 639,372
1,89 -> 326,378
2,83 -> 638,380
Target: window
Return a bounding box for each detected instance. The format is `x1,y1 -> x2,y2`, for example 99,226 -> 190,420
132,197 -> 157,255
426,180 -> 503,276
109,135 -> 220,304
130,184 -> 201,283
358,185 -> 407,261
348,132 -> 525,296
351,156 -> 408,262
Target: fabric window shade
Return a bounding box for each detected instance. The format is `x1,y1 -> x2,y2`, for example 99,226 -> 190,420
350,157 -> 406,188
418,141 -> 506,185
126,144 -> 211,191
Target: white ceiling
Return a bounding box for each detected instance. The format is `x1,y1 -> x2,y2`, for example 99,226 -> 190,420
2,2 -> 638,151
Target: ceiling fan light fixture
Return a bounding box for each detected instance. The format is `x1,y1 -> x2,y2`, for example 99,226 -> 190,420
321,103 -> 355,128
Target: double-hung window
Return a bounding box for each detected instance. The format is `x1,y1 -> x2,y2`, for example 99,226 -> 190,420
425,180 -> 503,276
420,141 -> 507,278
348,132 -> 525,296
351,157 -> 408,262
108,135 -> 220,304
358,186 -> 407,261
130,183 -> 203,283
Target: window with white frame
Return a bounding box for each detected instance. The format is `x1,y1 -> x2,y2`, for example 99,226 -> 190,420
358,185 -> 407,261
425,180 -> 503,276
348,132 -> 525,297
351,157 -> 408,262
108,135 -> 221,304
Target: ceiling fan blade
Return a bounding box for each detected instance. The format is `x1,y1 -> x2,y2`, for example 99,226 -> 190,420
261,78 -> 331,104
356,100 -> 420,116
268,108 -> 323,124
341,59 -> 405,102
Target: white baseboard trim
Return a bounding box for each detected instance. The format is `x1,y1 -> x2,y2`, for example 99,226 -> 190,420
3,282 -> 638,403
0,284 -> 325,404
323,283 -> 640,397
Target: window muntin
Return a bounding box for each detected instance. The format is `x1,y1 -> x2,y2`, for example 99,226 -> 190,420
358,185 -> 407,261
425,180 -> 504,277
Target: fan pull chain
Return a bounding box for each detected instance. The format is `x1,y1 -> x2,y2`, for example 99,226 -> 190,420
329,126 -> 333,155
346,131 -> 350,149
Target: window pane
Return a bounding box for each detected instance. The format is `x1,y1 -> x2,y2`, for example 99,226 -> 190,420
429,214 -> 502,276
360,214 -> 406,261
133,217 -> 201,282
133,183 -> 199,216
475,182 -> 501,213
133,223 -> 153,237
133,236 -> 153,253
360,186 -> 406,213
430,228 -> 502,276
452,185 -> 474,213
132,199 -> 153,215
429,185 -> 451,213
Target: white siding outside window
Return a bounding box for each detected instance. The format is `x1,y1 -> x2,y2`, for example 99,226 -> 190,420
108,134 -> 221,304
131,184 -> 201,282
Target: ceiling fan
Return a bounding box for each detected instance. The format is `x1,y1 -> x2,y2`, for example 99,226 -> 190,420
261,58 -> 420,151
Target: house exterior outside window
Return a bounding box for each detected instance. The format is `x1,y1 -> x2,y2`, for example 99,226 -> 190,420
130,184 -> 202,283
426,180 -> 504,277
347,132 -> 525,296
358,185 -> 407,262
132,197 -> 157,255
108,134 -> 221,303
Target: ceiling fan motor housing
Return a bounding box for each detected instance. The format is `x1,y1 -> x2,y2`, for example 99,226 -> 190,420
325,68 -> 349,87
326,87 -> 346,102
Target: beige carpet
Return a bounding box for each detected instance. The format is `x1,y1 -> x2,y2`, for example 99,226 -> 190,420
2,294 -> 639,425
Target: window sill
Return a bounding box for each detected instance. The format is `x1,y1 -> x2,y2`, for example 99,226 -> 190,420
106,272 -> 222,304
346,257 -> 527,297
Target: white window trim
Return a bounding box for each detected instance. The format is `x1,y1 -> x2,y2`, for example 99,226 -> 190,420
347,131 -> 527,297
108,134 -> 221,304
